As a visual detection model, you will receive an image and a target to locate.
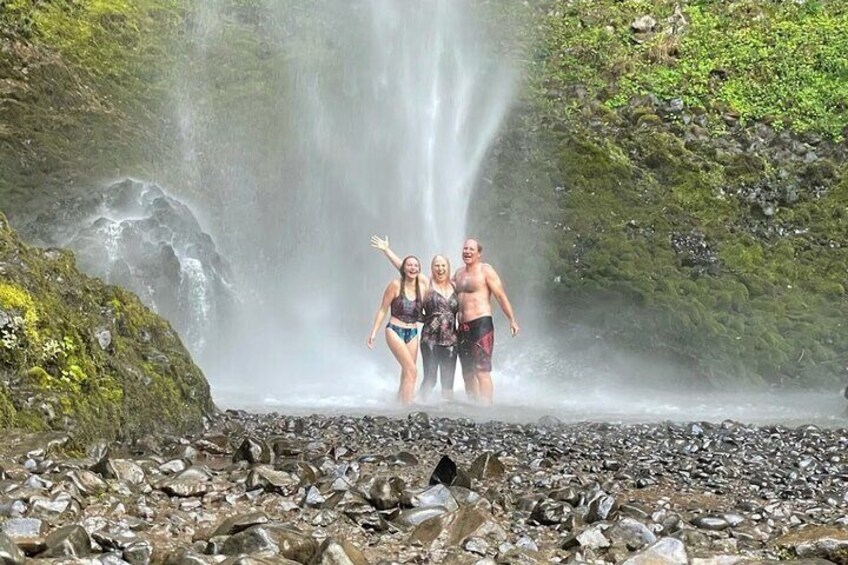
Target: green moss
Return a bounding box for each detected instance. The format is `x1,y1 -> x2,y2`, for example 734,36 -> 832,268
0,213 -> 215,445
0,388 -> 16,427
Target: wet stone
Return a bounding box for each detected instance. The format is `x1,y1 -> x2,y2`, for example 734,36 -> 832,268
0,531 -> 25,565
311,538 -> 369,565
693,516 -> 732,531
368,477 -> 404,510
622,537 -> 688,565
408,484 -> 459,512
586,493 -> 616,523
209,512 -> 269,538
388,452 -> 418,466
470,453 -> 505,480
93,458 -> 146,485
606,517 -> 657,550
409,505 -> 506,548
233,437 -> 273,465
245,466 -> 298,493
577,526 -> 611,550
221,524 -> 318,562
529,499 -> 568,526
92,529 -> 139,551
157,478 -> 208,498
0,500 -> 26,518
393,505 -> 451,528
429,456 -> 472,489
39,524 -> 92,558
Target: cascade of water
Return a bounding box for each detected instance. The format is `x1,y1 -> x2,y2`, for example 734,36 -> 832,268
174,0 -> 516,404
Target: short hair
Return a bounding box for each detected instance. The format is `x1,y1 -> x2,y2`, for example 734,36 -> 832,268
465,238 -> 482,253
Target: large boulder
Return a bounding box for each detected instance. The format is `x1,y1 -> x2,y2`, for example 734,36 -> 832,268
0,212 -> 216,446
16,178 -> 235,356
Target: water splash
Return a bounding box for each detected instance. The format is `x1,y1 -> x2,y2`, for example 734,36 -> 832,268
174,0 -> 517,401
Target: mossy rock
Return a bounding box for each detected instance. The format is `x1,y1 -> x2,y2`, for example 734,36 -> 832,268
0,212 -> 216,447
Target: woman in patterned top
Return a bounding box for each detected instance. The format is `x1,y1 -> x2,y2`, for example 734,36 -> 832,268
371,236 -> 459,401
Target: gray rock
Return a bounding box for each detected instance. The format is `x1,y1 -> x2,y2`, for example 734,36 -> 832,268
96,328 -> 112,350
209,512 -> 269,537
233,437 -> 273,465
622,537 -> 688,565
66,469 -> 108,495
94,458 -> 146,485
1,517 -> 45,540
221,524 -> 318,562
39,524 -> 92,558
408,484 -> 458,512
775,526 -> 848,564
692,516 -> 731,531
157,478 -> 208,498
470,453 -> 505,480
409,505 -> 507,548
606,517 -> 657,550
310,538 -> 369,565
631,15 -> 657,33
0,500 -> 26,519
246,465 -> 299,493
529,499 -> 569,525
577,526 -> 610,550
368,477 -> 404,510
429,455 -> 472,489
393,505 -> 451,527
0,531 -> 25,565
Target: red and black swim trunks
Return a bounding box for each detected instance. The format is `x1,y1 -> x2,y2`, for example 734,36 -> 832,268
458,316 -> 494,374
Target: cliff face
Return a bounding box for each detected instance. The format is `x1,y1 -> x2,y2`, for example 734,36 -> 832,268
0,213 -> 216,446
0,0 -> 183,214
2,0 -> 847,389
474,0 -> 848,387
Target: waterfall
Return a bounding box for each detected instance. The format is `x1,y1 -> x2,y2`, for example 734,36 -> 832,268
173,0 -> 516,403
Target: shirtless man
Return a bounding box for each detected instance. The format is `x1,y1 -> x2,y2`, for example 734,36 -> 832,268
454,238 -> 519,406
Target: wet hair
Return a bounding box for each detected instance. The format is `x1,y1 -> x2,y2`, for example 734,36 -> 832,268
399,255 -> 422,305
431,254 -> 451,278
465,238 -> 482,253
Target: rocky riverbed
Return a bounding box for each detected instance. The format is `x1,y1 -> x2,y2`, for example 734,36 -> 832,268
1,411 -> 847,565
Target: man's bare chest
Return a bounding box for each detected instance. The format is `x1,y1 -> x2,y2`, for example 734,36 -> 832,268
456,271 -> 486,294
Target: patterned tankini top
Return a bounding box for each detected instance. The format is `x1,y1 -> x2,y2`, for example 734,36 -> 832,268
421,287 -> 459,348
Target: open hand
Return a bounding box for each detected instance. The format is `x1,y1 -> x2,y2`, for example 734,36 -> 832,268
370,235 -> 389,251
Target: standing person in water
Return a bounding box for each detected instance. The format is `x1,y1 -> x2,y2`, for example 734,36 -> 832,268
371,236 -> 459,402
455,238 -> 519,406
366,253 -> 424,405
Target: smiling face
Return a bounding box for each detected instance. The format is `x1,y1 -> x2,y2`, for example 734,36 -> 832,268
401,256 -> 421,281
431,255 -> 450,283
462,239 -> 481,265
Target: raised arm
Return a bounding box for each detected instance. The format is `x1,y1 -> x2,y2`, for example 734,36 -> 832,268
367,280 -> 398,349
485,265 -> 520,337
370,235 -> 403,270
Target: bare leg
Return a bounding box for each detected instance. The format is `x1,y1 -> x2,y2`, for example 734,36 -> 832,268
477,370 -> 493,406
385,329 -> 418,405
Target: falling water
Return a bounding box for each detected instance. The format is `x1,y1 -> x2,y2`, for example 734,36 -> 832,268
172,0 -> 516,403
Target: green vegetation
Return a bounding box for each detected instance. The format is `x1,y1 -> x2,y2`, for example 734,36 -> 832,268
2,0 -> 848,390
476,0 -> 848,387
0,0 -> 184,212
534,0 -> 848,137
0,213 -> 216,446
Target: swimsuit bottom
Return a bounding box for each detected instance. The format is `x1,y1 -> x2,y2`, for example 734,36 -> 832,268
458,316 -> 494,373
387,323 -> 419,344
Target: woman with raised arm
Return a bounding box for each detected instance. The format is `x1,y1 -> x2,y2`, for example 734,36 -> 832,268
366,252 -> 425,405
371,236 -> 459,402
